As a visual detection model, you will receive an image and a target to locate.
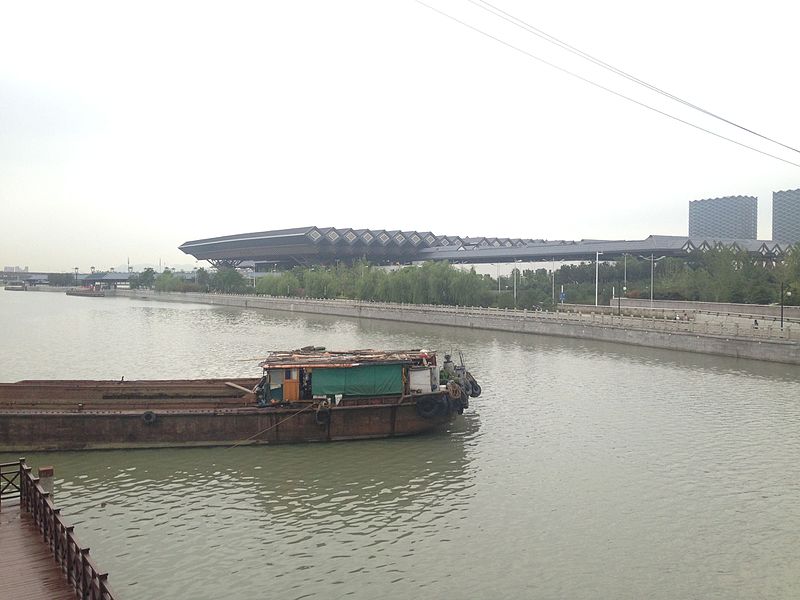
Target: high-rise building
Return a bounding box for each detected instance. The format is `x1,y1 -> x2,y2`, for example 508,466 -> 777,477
688,196 -> 757,239
772,188 -> 800,245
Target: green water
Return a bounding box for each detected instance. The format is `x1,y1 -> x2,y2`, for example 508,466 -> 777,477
2,290 -> 800,599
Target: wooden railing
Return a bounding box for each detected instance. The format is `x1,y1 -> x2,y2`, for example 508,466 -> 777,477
0,460 -> 22,505
1,458 -> 117,600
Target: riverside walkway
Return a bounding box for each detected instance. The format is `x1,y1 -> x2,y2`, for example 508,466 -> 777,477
0,460 -> 115,600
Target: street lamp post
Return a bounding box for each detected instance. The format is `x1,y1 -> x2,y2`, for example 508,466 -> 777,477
595,251 -> 603,306
781,282 -> 792,329
622,286 -> 626,314
513,265 -> 517,308
623,253 -> 627,290
513,260 -> 524,308
639,254 -> 664,308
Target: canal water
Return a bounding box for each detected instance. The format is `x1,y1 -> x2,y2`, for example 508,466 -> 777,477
1,290 -> 799,600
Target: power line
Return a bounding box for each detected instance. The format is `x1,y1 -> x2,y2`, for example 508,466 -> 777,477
470,0 -> 800,157
414,0 -> 800,169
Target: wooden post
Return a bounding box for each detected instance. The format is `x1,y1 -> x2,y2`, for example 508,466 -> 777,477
39,465 -> 54,496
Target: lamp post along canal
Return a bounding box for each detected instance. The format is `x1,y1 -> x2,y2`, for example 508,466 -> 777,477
781,282 -> 792,330
639,254 -> 664,308
623,253 -> 627,290
513,265 -> 517,308
595,251 -> 603,307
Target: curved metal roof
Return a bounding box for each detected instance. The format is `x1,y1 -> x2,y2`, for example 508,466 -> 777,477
178,227 -> 791,267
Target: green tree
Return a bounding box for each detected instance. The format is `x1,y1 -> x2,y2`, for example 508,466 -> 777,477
212,268 -> 248,293
48,273 -> 75,286
196,267 -> 210,289
137,268 -> 156,289
782,245 -> 800,305
255,271 -> 300,296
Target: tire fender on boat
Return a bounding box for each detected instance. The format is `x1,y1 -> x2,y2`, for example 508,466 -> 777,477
315,402 -> 331,426
446,380 -> 467,414
142,411 -> 157,425
466,372 -> 481,398
416,394 -> 448,419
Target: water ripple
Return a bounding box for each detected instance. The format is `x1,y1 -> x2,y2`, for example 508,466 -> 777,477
2,292 -> 800,598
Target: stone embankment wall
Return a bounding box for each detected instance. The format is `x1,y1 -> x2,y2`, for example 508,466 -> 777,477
558,303 -> 688,319
617,297 -> 800,321
26,285 -> 70,293
114,290 -> 800,365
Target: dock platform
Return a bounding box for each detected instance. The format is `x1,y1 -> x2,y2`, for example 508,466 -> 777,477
0,502 -> 76,599
0,459 -> 116,600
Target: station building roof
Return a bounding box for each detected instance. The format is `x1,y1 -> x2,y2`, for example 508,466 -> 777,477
178,226 -> 793,267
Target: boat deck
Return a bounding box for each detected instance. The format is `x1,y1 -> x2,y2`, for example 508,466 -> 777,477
0,501 -> 75,600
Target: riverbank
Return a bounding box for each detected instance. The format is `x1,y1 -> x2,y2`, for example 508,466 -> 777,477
111,290 -> 800,365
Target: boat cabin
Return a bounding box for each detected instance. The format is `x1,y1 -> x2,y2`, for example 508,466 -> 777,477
257,349 -> 440,405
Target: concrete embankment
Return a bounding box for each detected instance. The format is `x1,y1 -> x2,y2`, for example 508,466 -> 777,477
112,290 -> 800,365
618,297 -> 800,321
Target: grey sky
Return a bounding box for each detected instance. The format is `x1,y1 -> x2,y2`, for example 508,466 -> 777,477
2,0 -> 799,272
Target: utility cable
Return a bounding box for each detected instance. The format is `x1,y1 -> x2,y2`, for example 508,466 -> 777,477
414,0 -> 800,169
470,0 -> 800,157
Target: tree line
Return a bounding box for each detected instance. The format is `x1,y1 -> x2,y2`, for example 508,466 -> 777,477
51,246 -> 800,309
556,247 -> 799,306
140,267 -> 248,294
249,248 -> 800,308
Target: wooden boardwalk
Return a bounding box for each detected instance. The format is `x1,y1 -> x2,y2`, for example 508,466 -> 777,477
0,501 -> 75,600
0,460 -> 115,600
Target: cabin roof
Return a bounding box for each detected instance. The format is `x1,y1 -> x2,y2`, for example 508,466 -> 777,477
258,348 -> 434,369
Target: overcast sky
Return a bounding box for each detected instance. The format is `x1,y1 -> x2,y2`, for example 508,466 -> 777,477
2,0 -> 799,272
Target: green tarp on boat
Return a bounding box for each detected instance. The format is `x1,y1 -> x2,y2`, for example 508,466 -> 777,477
311,364 -> 403,397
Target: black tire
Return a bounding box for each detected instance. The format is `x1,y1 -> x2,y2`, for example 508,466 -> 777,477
466,373 -> 481,398
416,395 -> 443,419
315,407 -> 331,426
142,411 -> 157,425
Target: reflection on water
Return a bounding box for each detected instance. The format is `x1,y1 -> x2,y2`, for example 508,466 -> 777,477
33,422 -> 478,600
2,291 -> 800,599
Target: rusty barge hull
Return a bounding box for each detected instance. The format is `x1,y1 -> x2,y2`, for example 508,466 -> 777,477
0,379 -> 455,451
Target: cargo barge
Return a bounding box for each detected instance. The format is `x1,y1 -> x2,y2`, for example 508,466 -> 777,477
65,286 -> 105,297
0,349 -> 481,451
3,280 -> 27,291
